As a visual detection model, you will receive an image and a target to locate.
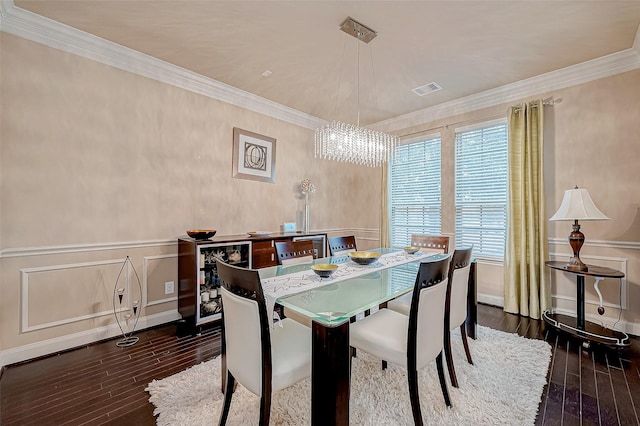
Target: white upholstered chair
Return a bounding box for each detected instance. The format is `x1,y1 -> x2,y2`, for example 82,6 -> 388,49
442,247 -> 474,388
386,234 -> 450,315
387,248 -> 474,389
349,256 -> 452,424
216,261 -> 311,426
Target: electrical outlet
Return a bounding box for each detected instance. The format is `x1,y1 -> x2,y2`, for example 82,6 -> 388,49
165,281 -> 175,295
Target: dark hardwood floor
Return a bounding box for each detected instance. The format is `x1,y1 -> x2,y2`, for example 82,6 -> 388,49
1,304 -> 639,425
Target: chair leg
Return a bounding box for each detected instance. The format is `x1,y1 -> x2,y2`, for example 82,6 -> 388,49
460,324 -> 474,365
218,370 -> 236,426
436,352 -> 452,407
259,390 -> 272,426
444,329 -> 459,388
382,360 -> 387,370
407,367 -> 424,426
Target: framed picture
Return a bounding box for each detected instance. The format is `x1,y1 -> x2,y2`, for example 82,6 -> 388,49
232,127 -> 277,183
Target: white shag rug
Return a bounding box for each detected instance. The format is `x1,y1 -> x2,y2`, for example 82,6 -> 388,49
146,326 -> 551,425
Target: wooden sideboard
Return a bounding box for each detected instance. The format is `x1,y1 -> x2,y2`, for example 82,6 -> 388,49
177,232 -> 326,335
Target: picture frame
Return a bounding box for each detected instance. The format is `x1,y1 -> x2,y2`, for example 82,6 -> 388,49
232,127 -> 277,183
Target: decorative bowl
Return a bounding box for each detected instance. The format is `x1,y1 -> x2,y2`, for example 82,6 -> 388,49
247,231 -> 271,238
403,246 -> 420,254
186,229 -> 217,240
348,251 -> 382,265
311,263 -> 339,278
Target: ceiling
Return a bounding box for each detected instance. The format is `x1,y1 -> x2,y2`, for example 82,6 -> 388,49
12,1 -> 640,126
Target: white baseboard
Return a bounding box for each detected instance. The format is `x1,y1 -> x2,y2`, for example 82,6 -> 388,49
478,293 -> 504,308
0,310 -> 181,367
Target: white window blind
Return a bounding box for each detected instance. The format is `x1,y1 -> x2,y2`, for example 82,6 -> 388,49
390,137 -> 441,248
454,122 -> 508,258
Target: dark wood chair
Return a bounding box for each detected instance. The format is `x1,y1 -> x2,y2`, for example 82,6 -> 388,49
274,240 -> 316,265
273,240 -> 316,326
350,256 -> 453,424
443,247 -> 474,388
328,236 -> 365,328
386,235 -> 450,314
216,261 -> 311,426
327,235 -> 357,256
411,234 -> 450,253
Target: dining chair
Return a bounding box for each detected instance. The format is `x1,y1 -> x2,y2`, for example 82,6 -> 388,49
350,256 -> 452,424
385,234 -> 450,314
274,240 -> 316,266
327,235 -> 357,257
411,234 -> 450,253
273,240 -> 317,326
327,235 -> 371,331
442,247 -> 474,388
387,247 -> 474,389
216,261 -> 311,426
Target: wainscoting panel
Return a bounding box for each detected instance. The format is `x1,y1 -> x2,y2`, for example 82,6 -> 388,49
20,258 -> 128,333
144,254 -> 178,308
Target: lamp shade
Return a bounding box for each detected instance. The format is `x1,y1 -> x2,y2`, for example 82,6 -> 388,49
549,188 -> 609,221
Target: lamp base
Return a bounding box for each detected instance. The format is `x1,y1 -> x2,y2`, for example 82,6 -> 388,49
565,257 -> 588,272
566,220 -> 588,272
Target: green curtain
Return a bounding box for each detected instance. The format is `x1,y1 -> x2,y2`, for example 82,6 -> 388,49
504,100 -> 551,319
380,165 -> 391,247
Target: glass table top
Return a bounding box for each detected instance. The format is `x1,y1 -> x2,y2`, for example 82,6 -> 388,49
260,249 -> 448,327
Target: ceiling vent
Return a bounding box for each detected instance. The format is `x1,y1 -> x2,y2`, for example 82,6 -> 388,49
412,82 -> 442,96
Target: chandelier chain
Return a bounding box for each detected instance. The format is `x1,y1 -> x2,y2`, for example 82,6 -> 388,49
314,17 -> 398,167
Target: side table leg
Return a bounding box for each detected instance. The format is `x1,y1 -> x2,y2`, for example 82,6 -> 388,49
576,275 -> 585,329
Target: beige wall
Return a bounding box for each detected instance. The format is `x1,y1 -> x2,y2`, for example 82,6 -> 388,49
394,68 -> 640,334
0,33 -> 381,364
2,29 -> 639,365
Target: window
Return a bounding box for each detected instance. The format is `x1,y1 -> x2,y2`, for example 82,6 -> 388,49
389,136 -> 442,248
454,121 -> 508,259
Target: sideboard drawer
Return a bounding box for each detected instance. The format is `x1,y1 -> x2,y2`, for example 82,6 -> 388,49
251,240 -> 277,268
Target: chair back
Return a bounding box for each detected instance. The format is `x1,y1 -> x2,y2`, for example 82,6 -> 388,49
446,247 -> 473,330
274,240 -> 315,266
217,261 -> 271,397
410,234 -> 450,253
407,255 -> 451,369
328,235 -> 357,256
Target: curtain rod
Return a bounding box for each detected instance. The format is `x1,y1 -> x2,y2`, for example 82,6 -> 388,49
511,96 -> 562,112
399,96 -> 561,140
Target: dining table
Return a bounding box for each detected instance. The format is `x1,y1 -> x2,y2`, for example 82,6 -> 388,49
254,247 -> 478,426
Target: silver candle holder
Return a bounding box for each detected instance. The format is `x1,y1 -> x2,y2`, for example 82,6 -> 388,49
112,256 -> 142,347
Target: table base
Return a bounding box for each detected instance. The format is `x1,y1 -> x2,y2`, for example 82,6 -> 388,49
312,321 -> 350,425
542,311 -> 630,347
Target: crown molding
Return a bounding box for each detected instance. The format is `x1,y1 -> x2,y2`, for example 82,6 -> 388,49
372,24 -> 640,133
1,1 -> 639,134
0,0 -> 325,130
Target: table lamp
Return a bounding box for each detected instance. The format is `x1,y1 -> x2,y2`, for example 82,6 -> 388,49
549,186 -> 609,272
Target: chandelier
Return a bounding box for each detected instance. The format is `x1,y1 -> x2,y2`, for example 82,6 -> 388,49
314,17 -> 398,167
